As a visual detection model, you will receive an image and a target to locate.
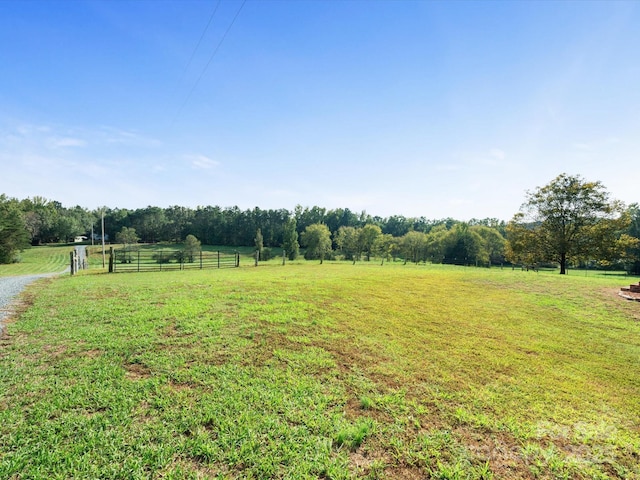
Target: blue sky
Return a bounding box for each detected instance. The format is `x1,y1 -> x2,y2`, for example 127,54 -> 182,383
1,0 -> 638,220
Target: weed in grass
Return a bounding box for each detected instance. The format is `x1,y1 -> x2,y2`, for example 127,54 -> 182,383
359,395 -> 374,410
473,461 -> 494,479
363,458 -> 387,479
430,461 -> 468,480
335,418 -> 376,451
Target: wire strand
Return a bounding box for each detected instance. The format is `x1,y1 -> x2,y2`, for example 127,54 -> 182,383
172,0 -> 247,125
174,0 -> 222,92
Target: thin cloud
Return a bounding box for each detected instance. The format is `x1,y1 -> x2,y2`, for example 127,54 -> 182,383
14,124 -> 51,136
187,154 -> 220,170
47,137 -> 87,148
2,122 -> 163,152
100,126 -> 162,148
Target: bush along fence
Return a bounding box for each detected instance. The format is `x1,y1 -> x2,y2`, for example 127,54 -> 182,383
108,248 -> 240,273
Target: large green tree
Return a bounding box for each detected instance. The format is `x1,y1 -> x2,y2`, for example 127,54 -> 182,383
372,233 -> 397,265
254,228 -> 264,260
115,226 -> 139,247
20,196 -> 55,245
400,231 -> 428,264
282,218 -> 299,260
334,226 -> 360,262
183,234 -> 201,263
423,225 -> 448,264
0,195 -> 30,263
625,204 -> 640,274
358,224 -> 382,261
442,223 -> 486,266
131,206 -> 167,243
471,225 -> 506,265
507,173 -> 629,274
301,223 -> 332,264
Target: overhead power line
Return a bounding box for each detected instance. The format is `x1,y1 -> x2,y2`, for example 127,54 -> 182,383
174,0 -> 222,91
172,0 -> 248,124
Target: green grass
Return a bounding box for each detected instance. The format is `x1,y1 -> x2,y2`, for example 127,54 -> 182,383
0,263 -> 638,479
0,245 -> 72,277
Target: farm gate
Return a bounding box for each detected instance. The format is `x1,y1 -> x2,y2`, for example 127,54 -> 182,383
109,248 -> 239,273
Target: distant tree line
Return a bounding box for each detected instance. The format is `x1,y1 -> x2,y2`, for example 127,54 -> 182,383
1,185 -> 639,273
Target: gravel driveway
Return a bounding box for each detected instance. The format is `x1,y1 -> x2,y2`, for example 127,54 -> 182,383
0,246 -> 85,335
0,273 -> 60,335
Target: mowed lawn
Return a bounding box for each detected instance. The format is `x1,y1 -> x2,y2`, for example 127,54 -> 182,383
0,245 -> 72,277
0,263 -> 638,479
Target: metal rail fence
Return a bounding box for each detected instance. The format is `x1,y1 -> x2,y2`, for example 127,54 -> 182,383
109,248 -> 239,273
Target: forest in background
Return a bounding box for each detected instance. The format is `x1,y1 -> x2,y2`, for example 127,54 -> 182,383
1,193 -> 639,273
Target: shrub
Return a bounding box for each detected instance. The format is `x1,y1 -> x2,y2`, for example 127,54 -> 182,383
152,252 -> 172,264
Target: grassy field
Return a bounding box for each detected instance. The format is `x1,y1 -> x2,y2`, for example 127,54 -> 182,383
0,245 -> 73,277
0,262 -> 639,479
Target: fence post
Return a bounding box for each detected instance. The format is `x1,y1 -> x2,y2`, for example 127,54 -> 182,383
282,250 -> 286,266
255,250 -> 259,267
236,252 -> 239,268
200,250 -> 203,270
138,250 -> 140,272
218,251 -> 220,269
108,247 -> 114,273
70,251 -> 75,275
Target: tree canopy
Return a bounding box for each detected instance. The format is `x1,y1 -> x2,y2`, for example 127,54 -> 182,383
334,226 -> 361,263
183,234 -> 201,263
115,226 -> 139,247
0,195 -> 30,263
1,186 -> 636,269
301,224 -> 332,264
627,204 -> 640,274
506,173 -> 629,274
254,228 -> 264,260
